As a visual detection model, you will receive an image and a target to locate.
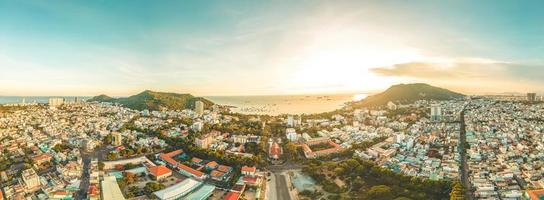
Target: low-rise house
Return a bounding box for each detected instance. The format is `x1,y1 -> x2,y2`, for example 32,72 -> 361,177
148,165 -> 172,181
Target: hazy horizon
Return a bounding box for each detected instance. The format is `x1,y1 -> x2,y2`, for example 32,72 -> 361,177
0,83 -> 538,98
1,1 -> 543,96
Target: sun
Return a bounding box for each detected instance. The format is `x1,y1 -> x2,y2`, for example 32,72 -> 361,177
286,28 -> 424,94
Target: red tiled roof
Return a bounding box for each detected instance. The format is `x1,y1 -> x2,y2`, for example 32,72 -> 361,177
148,165 -> 172,177
159,149 -> 183,166
224,192 -> 240,200
241,166 -> 256,173
206,161 -> 218,168
270,142 -> 281,156
163,149 -> 184,157
210,170 -> 225,178
191,157 -> 203,163
178,164 -> 204,177
53,191 -> 68,195
242,176 -> 258,184
88,184 -> 98,196
217,165 -> 231,173
32,153 -> 52,161
527,189 -> 544,200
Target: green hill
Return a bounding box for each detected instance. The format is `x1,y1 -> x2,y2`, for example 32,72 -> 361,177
353,83 -> 465,107
88,90 -> 213,111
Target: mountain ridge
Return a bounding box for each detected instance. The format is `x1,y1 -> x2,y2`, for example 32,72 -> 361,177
353,83 -> 465,107
88,90 -> 213,111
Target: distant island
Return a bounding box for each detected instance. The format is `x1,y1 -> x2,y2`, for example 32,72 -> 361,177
85,83 -> 464,113
352,83 -> 465,107
88,90 -> 213,111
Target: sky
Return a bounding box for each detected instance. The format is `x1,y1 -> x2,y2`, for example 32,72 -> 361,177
1,0 -> 543,96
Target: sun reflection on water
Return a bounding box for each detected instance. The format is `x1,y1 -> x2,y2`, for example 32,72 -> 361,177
352,94 -> 368,101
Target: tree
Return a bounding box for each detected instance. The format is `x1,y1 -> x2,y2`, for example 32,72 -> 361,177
104,134 -> 113,144
366,185 -> 394,200
124,172 -> 136,185
283,142 -> 298,161
450,181 -> 466,200
107,152 -> 117,160
144,182 -> 165,194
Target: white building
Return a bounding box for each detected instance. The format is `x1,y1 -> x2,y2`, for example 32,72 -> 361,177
192,121 -> 203,132
112,132 -> 123,146
287,115 -> 294,127
195,101 -> 204,116
430,104 -> 442,121
286,128 -> 298,142
48,98 -> 65,108
22,169 -> 40,191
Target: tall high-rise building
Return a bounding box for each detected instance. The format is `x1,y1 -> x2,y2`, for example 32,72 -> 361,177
195,100 -> 204,116
287,115 -> 294,127
111,132 -> 123,146
430,104 -> 442,121
527,93 -> 537,102
48,98 -> 65,108
21,169 -> 40,191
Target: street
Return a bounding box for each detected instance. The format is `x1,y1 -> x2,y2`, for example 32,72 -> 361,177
459,106 -> 474,200
75,151 -> 92,200
267,172 -> 293,200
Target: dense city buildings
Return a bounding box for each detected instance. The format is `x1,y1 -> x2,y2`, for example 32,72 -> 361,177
0,90 -> 542,200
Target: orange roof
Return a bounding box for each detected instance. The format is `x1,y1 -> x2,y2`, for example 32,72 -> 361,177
53,191 -> 68,196
241,166 -> 256,173
242,176 -> 258,184
224,192 -> 240,200
160,149 -> 183,166
163,149 -> 184,157
178,164 -> 204,177
33,153 -> 52,161
88,184 -> 98,195
191,157 -> 203,163
148,165 -> 172,177
527,189 -> 544,200
217,165 -> 231,173
206,161 -> 218,168
270,142 -> 281,156
210,170 -> 225,178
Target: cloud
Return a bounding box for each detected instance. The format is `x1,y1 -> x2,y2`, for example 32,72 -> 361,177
369,60 -> 544,94
371,61 -> 544,82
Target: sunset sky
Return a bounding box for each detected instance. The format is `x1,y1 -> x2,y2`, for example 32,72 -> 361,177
1,1 -> 543,96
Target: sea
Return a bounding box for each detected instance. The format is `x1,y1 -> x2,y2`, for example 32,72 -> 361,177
0,94 -> 367,116
205,94 -> 367,115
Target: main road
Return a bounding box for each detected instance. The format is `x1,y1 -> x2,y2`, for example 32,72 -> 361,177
266,172 -> 293,200
266,161 -> 303,200
459,105 -> 474,200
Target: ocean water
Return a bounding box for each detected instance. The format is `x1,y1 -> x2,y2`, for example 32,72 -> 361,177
0,94 -> 367,115
205,94 -> 366,115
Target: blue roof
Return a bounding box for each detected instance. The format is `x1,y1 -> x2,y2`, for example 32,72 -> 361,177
126,167 -> 147,174
184,184 -> 216,200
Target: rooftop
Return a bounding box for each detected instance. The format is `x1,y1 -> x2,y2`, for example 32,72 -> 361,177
154,178 -> 202,200
148,165 -> 172,177
101,176 -> 126,200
